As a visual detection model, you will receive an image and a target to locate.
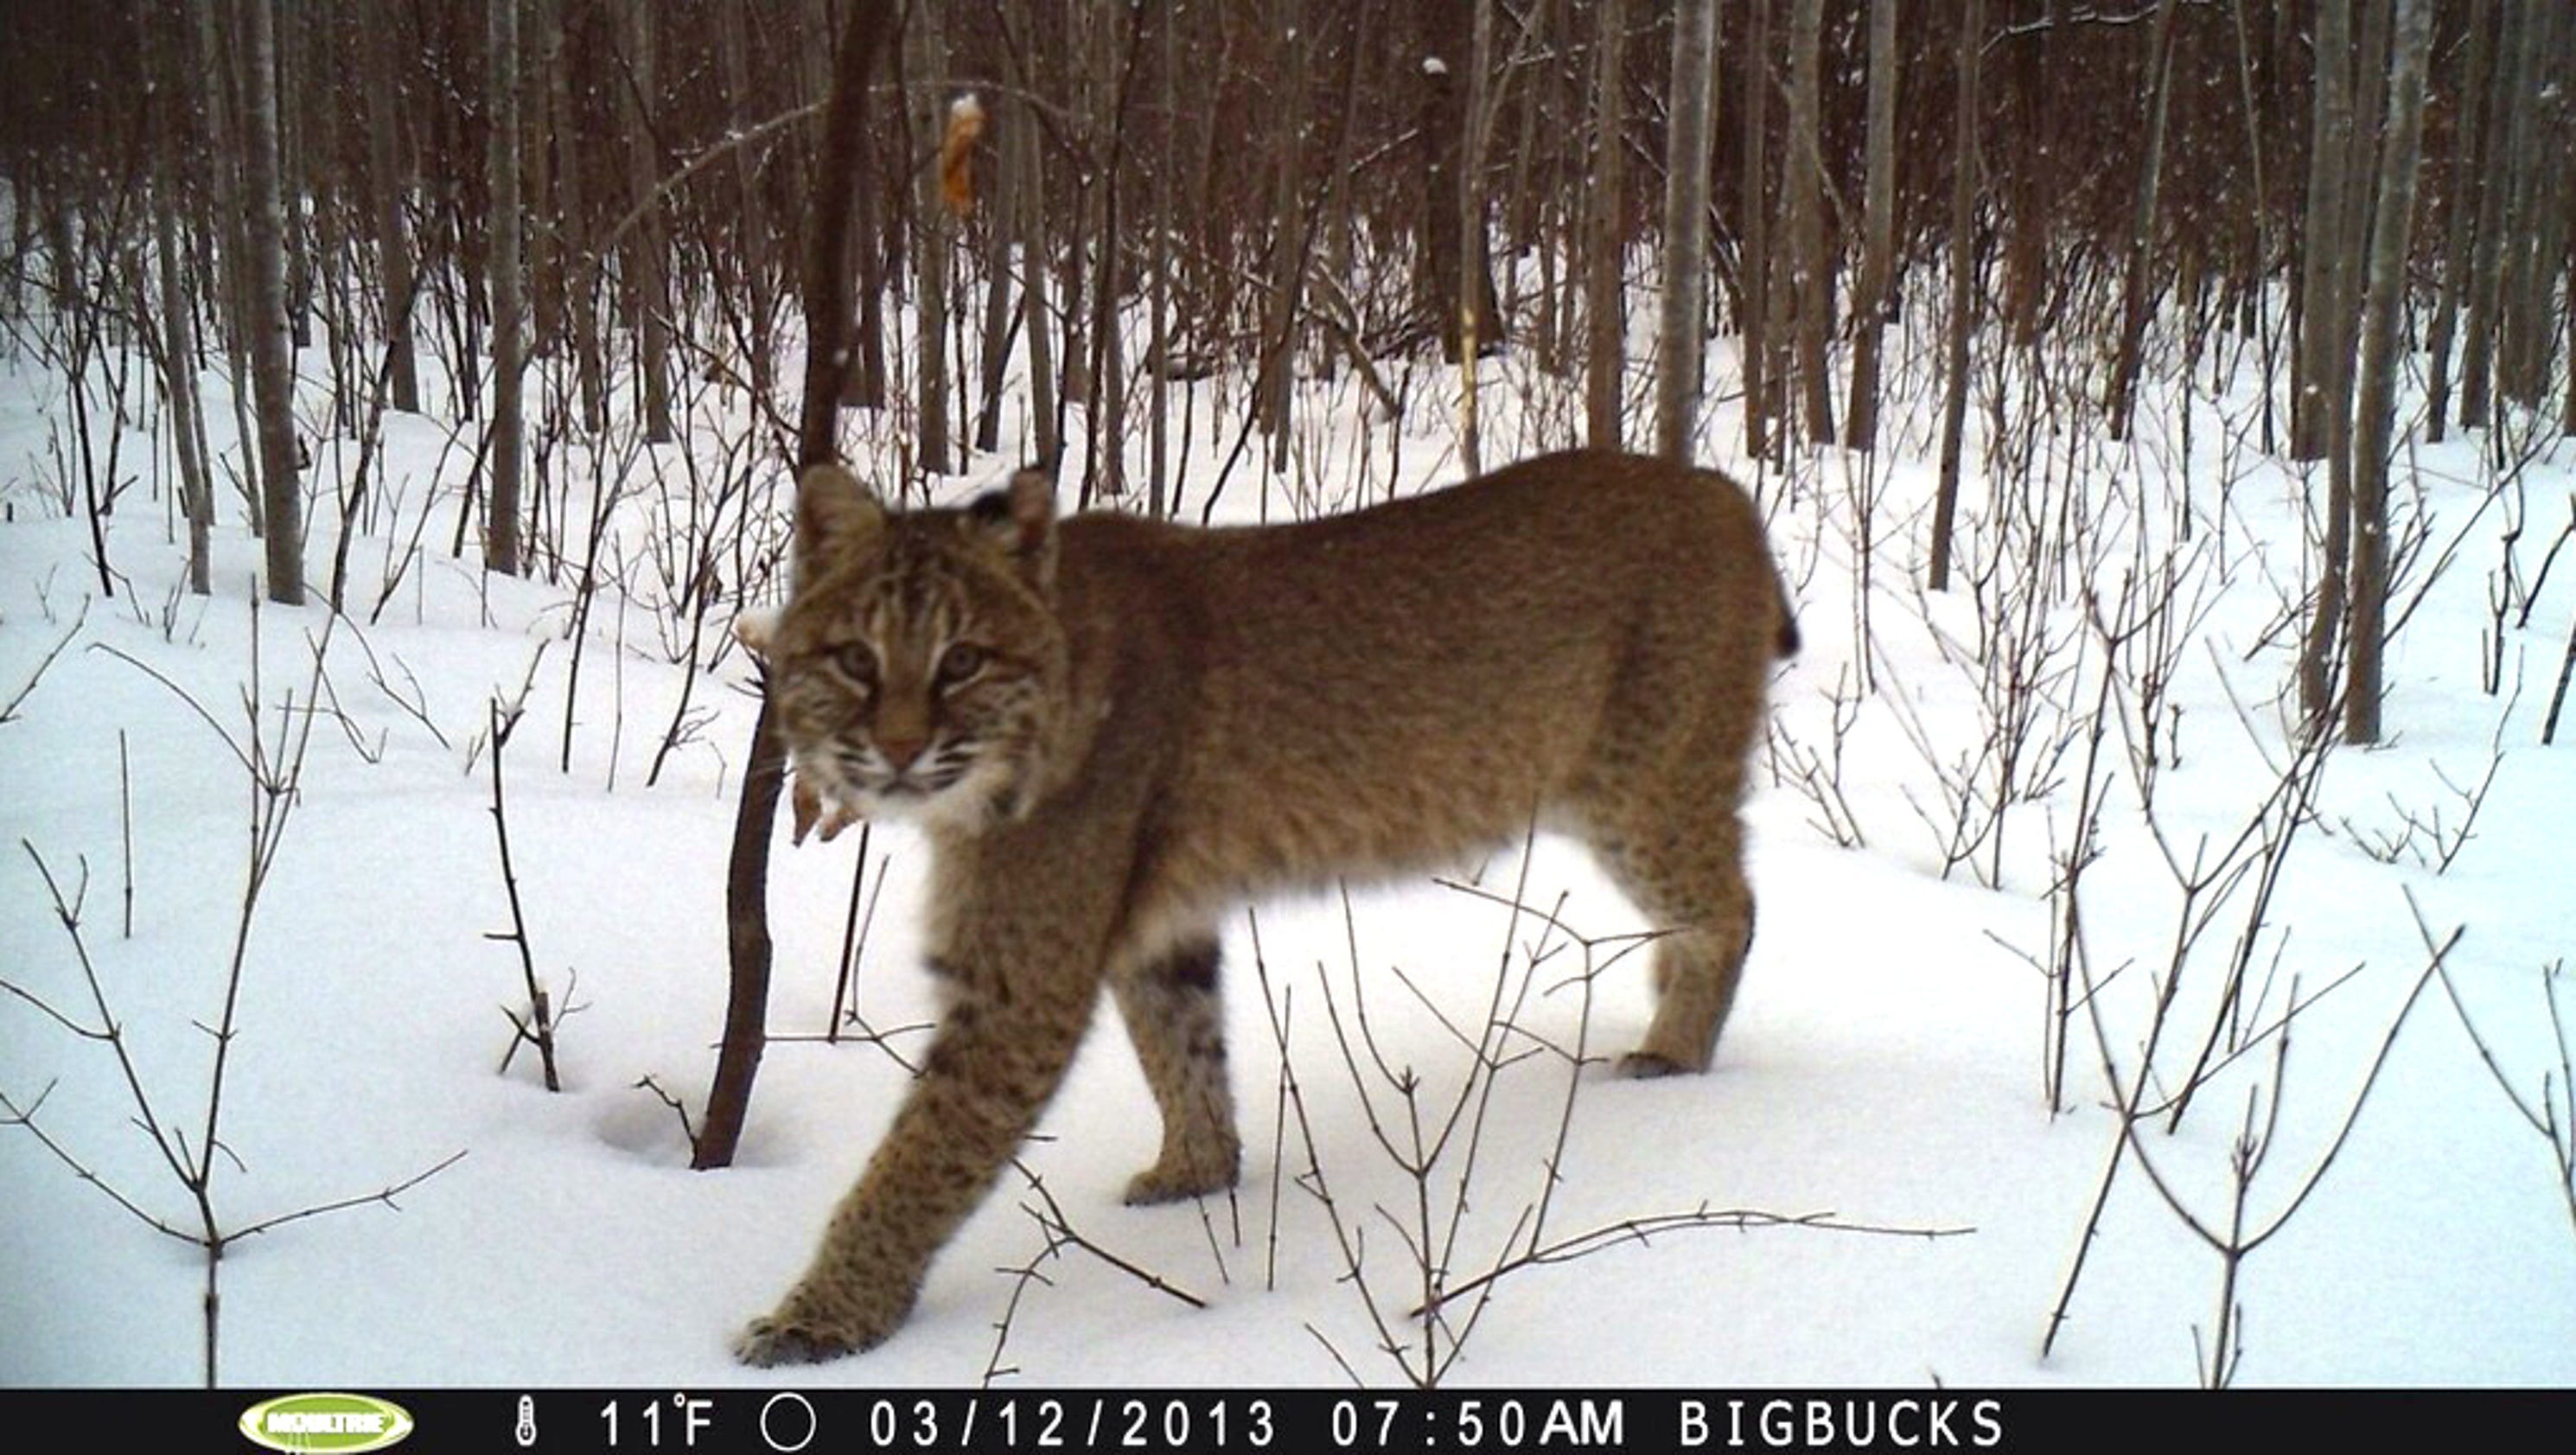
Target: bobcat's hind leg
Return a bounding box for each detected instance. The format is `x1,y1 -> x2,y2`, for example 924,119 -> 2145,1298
1112,936 -> 1241,1204
1597,808 -> 1756,1079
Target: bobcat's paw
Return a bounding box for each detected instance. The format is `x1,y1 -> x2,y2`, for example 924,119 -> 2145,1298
1122,1148 -> 1241,1206
734,1315 -> 866,1368
732,1286 -> 914,1367
1616,1050 -> 1701,1079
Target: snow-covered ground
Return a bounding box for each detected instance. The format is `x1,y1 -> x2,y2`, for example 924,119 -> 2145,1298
3,296 -> 2573,1390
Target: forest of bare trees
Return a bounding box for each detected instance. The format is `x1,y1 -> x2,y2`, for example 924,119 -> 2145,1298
0,0 -> 2570,742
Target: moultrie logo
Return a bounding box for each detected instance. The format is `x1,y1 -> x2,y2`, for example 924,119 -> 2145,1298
237,1392 -> 417,1452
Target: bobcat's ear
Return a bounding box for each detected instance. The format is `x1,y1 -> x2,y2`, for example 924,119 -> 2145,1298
794,463 -> 885,579
969,467 -> 1058,590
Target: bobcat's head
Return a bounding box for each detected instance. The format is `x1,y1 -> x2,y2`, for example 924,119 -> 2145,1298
766,464 -> 1067,828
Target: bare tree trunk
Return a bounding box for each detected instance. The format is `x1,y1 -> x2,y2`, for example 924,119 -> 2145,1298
1087,0 -> 1131,497
2513,7 -> 2569,415
1510,0 -> 1564,373
1655,0 -> 1717,462
2292,0 -> 2354,462
1259,0 -> 1309,468
364,0 -> 420,413
151,8 -> 213,596
1740,0 -> 1773,460
2225,0 -> 2278,454
1150,0 -> 1174,514
1582,0 -> 1627,450
2346,0 -> 2432,746
487,0 -> 525,577
1458,0 -> 1500,475
849,137 -> 890,412
615,2 -> 673,444
717,0 -> 775,408
1015,89 -> 1058,466
803,0 -> 882,412
2105,0 -> 2182,440
1929,0 -> 1983,592
2460,0 -> 2522,431
2566,196 -> 2576,439
239,0 -> 304,604
974,110 -> 1017,456
1843,0 -> 1898,452
1473,0 -> 1504,474
2494,2 -> 2554,411
909,9 -> 954,476
277,0 -> 310,354
525,0 -> 558,366
702,0 -> 902,1176
1419,0 -> 1500,367
542,0 -> 605,434
2003,0 -> 2056,349
189,0 -> 264,535
2337,0 -> 2394,357
2423,0 -> 2494,444
1782,0 -> 1833,444
2298,0 -> 2360,719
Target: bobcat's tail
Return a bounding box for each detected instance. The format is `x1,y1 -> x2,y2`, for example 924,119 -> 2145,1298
1772,571 -> 1801,659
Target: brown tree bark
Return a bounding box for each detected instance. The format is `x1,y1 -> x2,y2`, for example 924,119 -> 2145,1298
543,0 -> 607,433
2105,0 -> 2182,442
1929,0 -> 1984,592
1842,0 -> 1899,453
2297,0 -> 2361,721
1582,0 -> 1628,450
188,0 -> 264,536
239,0 -> 305,604
1419,0 -> 1501,367
1741,0 -> 1774,459
909,6 -> 954,476
487,0 -> 525,578
615,1 -> 674,444
364,0 -> 421,414
1655,0 -> 1717,462
2423,0 -> 2495,445
2291,0 -> 2354,463
2345,0 -> 2433,745
150,6 -> 214,596
2460,0 -> 2522,431
1015,86 -> 1059,468
1782,0 -> 1833,444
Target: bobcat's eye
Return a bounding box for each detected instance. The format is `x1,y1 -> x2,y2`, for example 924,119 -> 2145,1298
934,643 -> 987,690
832,641 -> 879,689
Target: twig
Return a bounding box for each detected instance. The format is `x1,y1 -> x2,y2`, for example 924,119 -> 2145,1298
117,729 -> 133,939
226,1151 -> 469,1242
1015,1168 -> 1206,1311
1416,1205 -> 1975,1317
2432,937 -> 2576,1240
634,1075 -> 703,1154
1,597 -> 87,725
2085,889 -> 2455,1381
484,694 -> 563,1091
981,1162 -> 1207,1386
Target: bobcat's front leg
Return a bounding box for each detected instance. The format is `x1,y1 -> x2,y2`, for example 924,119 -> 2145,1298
736,981 -> 1094,1365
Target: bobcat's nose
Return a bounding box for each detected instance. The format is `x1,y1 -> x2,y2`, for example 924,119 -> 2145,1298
876,729 -> 929,772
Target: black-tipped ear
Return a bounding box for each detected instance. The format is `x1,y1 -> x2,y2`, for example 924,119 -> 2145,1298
794,464 -> 885,579
968,467 -> 1058,588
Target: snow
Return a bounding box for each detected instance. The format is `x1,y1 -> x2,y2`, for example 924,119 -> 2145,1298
3,275 -> 2573,1394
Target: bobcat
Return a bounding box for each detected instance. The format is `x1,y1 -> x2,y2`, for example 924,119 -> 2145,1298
734,448 -> 1798,1365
